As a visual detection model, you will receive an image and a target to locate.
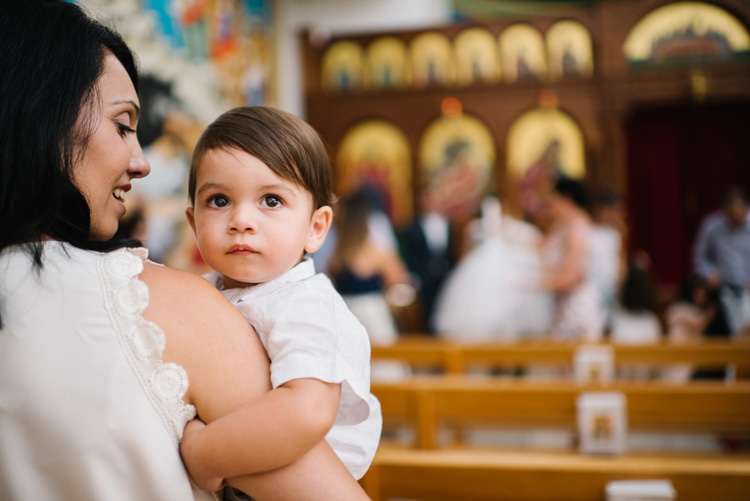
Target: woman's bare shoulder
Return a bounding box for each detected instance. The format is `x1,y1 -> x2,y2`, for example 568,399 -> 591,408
140,261 -> 212,293
138,262 -> 269,413
138,261 -> 249,333
139,263 -> 231,312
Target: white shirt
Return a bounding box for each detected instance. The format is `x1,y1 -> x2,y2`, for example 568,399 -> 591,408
588,224 -> 622,312
610,306 -> 662,344
0,243 -> 213,500
422,211 -> 450,254
205,259 -> 382,480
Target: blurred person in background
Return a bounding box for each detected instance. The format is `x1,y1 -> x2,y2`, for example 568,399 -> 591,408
432,195 -> 553,342
666,276 -> 720,341
588,187 -> 628,332
538,177 -> 606,342
328,189 -> 413,380
610,252 -> 662,379
662,275 -> 721,381
610,251 -> 661,344
692,187 -> 750,337
398,181 -> 459,334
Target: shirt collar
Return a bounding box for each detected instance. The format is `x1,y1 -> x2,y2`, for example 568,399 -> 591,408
220,257 -> 317,304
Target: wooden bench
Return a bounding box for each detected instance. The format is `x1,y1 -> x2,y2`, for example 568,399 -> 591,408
361,447 -> 750,501
370,337 -> 750,378
372,377 -> 750,449
363,377 -> 750,500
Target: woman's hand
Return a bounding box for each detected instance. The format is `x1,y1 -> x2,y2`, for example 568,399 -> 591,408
181,418 -> 225,493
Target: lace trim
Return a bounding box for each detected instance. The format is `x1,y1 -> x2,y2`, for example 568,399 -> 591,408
98,247 -> 196,445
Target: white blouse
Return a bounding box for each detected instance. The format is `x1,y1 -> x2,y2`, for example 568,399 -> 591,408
0,242 -> 215,500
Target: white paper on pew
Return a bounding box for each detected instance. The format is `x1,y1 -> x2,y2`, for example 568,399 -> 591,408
577,391 -> 627,455
574,344 -> 614,384
605,479 -> 676,500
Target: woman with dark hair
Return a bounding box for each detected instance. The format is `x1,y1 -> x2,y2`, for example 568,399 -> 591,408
328,189 -> 410,343
327,189 -> 412,379
610,251 -> 662,345
0,1 -> 368,499
538,177 -> 606,341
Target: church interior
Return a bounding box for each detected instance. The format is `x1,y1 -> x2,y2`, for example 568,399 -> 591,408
75,0 -> 750,499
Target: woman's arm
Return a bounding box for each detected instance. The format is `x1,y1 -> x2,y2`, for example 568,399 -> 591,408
357,240 -> 410,287
540,219 -> 589,292
139,263 -> 369,500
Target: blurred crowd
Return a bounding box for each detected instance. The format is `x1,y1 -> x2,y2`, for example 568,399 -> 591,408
118,93 -> 750,361
311,180 -> 750,363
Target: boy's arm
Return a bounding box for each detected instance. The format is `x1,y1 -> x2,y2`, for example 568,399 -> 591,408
181,377 -> 341,489
227,439 -> 370,501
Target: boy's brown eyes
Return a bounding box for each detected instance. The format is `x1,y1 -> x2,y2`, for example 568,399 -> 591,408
207,195 -> 229,208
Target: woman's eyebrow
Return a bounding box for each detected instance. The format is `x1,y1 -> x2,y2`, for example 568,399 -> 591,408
112,99 -> 141,118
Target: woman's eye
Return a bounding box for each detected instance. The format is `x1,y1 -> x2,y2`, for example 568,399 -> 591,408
116,122 -> 135,137
208,195 -> 229,208
262,195 -> 282,208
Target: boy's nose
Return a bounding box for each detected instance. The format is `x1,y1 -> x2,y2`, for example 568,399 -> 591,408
229,206 -> 257,233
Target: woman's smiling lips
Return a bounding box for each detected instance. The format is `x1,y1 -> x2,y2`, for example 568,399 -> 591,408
112,183 -> 131,203
228,244 -> 259,255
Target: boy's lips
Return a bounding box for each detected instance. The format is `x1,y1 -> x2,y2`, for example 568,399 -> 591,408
228,244 -> 258,254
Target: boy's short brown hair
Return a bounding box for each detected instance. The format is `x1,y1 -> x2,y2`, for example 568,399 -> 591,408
189,106 -> 335,210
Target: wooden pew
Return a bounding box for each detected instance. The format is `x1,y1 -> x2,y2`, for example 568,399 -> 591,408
370,338 -> 750,377
362,447 -> 750,501
371,337 -> 462,373
373,377 -> 750,449
363,377 -> 750,500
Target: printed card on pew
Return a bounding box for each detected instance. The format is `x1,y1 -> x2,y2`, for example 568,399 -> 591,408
576,392 -> 627,455
606,480 -> 676,501
574,345 -> 614,384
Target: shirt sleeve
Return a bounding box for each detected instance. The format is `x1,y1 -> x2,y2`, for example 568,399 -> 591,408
692,217 -> 720,279
259,276 -> 373,426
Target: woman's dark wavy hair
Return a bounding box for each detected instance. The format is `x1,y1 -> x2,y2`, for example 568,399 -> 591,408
553,176 -> 589,210
0,0 -> 141,327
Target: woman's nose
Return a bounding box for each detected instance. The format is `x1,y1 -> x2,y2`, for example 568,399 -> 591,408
128,141 -> 151,179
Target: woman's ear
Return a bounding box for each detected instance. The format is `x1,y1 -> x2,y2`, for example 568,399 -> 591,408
304,205 -> 333,254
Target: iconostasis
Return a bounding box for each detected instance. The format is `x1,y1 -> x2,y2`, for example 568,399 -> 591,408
305,0 -> 750,234
304,0 -> 750,287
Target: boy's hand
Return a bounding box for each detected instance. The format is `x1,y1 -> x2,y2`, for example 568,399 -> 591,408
181,417 -> 226,492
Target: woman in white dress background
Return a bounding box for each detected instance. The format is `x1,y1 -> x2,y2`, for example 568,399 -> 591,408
538,178 -> 606,342
434,197 -> 554,342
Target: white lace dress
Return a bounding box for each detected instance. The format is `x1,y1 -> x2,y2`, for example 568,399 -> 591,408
542,220 -> 606,341
434,220 -> 554,342
0,242 -> 215,500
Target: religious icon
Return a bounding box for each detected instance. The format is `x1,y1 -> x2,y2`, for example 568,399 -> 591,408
546,20 -> 594,80
419,113 -> 496,221
336,120 -> 413,226
623,2 -> 750,66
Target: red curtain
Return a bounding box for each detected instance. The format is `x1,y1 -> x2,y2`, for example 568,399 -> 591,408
626,102 -> 750,290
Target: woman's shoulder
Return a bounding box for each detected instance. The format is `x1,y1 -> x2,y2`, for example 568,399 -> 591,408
570,212 -> 592,231
139,261 -> 241,319
140,260 -> 211,290
138,261 -> 267,411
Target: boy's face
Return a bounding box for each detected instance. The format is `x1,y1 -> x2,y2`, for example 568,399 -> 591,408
186,148 -> 332,288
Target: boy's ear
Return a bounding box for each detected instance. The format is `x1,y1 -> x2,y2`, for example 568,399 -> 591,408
304,205 -> 333,254
185,206 -> 197,235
